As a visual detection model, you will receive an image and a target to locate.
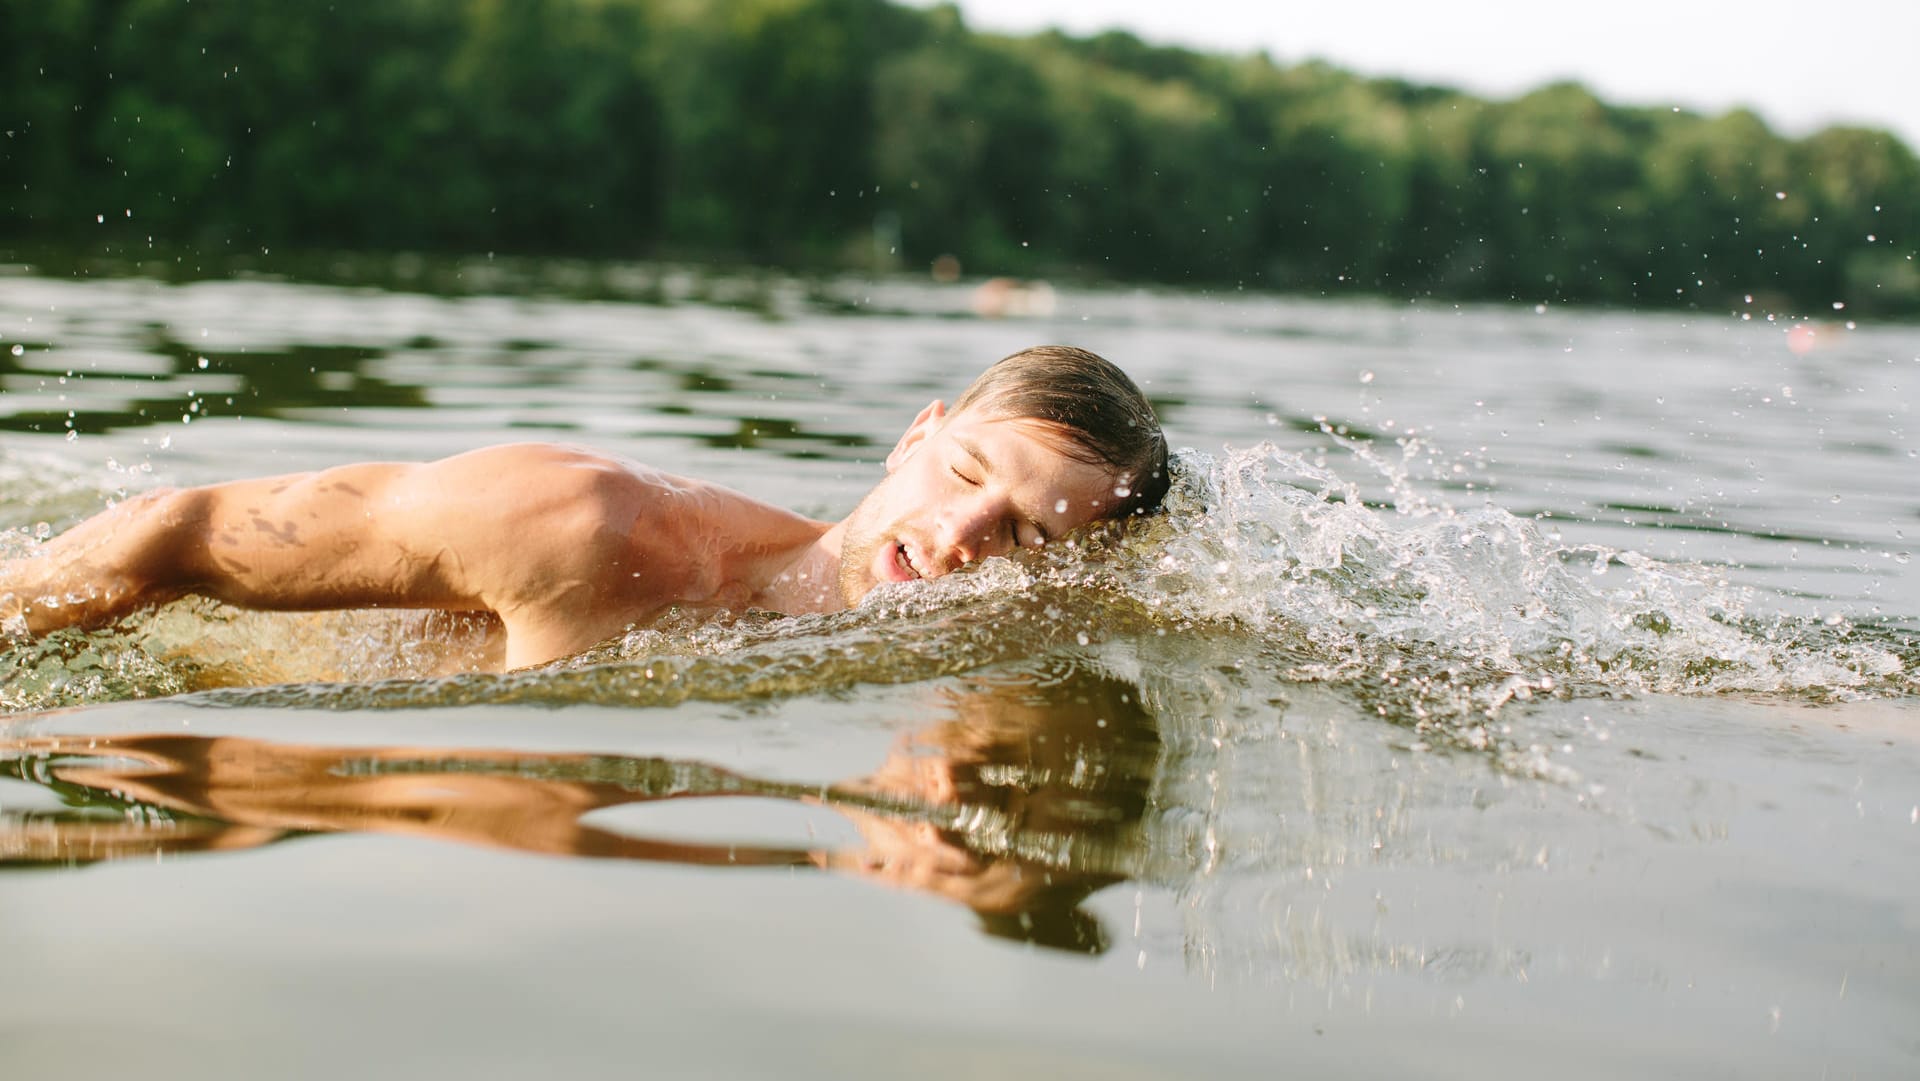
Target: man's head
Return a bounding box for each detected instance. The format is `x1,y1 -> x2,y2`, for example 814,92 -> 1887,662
834,346 -> 1168,604
948,345 -> 1169,518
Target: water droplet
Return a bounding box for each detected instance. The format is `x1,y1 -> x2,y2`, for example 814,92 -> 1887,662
1775,191 -> 1787,200
196,356 -> 209,369
8,344 -> 21,357
1054,499 -> 1068,514
1359,370 -> 1375,384
1829,494 -> 1842,504
1831,301 -> 1846,311
95,213 -> 104,223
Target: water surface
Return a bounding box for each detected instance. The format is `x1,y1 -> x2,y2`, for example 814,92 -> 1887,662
1,266 -> 1916,1077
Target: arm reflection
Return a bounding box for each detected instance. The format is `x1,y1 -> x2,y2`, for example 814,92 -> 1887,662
0,661 -> 1161,953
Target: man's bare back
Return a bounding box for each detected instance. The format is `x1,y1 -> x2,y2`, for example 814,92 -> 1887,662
1,347 -> 1169,671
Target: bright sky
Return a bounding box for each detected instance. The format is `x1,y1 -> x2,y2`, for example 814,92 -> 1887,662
912,0 -> 1920,150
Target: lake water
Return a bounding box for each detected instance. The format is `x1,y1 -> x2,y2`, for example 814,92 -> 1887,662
1,263 -> 1916,1078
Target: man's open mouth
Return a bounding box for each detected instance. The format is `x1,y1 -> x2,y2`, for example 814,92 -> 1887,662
894,542 -> 923,580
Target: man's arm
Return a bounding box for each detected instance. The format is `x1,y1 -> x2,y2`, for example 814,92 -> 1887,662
0,444 -> 651,666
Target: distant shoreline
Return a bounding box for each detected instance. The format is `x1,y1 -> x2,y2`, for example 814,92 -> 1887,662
5,1 -> 1915,315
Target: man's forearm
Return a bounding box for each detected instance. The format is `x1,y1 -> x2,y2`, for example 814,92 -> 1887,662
1,488 -> 201,635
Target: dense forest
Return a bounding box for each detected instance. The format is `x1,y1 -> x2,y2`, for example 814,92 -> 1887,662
4,0 -> 1916,314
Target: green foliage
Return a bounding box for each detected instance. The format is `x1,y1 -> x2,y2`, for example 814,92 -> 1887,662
3,0 -> 665,254
2,0 -> 1914,313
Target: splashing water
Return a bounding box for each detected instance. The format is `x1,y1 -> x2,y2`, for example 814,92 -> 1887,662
1083,444 -> 1914,702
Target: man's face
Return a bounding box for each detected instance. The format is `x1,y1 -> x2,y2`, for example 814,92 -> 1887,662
836,402 -> 1127,605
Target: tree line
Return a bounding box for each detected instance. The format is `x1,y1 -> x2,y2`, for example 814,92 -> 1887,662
4,0 -> 1916,314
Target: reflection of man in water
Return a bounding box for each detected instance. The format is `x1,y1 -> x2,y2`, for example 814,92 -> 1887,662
0,346 -> 1167,669
822,667 -> 1158,951
2,664 -> 1160,953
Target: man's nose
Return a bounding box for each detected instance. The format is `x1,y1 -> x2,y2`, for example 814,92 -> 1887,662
938,502 -> 1002,568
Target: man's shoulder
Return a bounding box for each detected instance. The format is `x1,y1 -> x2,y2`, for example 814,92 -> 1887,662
423,441 -> 801,542
442,441 -> 637,475
430,442 -> 665,505
409,444 -> 668,589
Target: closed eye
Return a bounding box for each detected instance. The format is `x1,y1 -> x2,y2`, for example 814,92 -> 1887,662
951,466 -> 981,486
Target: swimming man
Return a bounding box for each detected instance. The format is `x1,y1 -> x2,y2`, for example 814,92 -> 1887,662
0,346 -> 1168,670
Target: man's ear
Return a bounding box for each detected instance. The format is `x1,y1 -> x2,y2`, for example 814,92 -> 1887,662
885,400 -> 946,472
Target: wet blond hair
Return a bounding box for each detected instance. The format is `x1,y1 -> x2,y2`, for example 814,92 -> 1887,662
953,345 -> 1169,518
